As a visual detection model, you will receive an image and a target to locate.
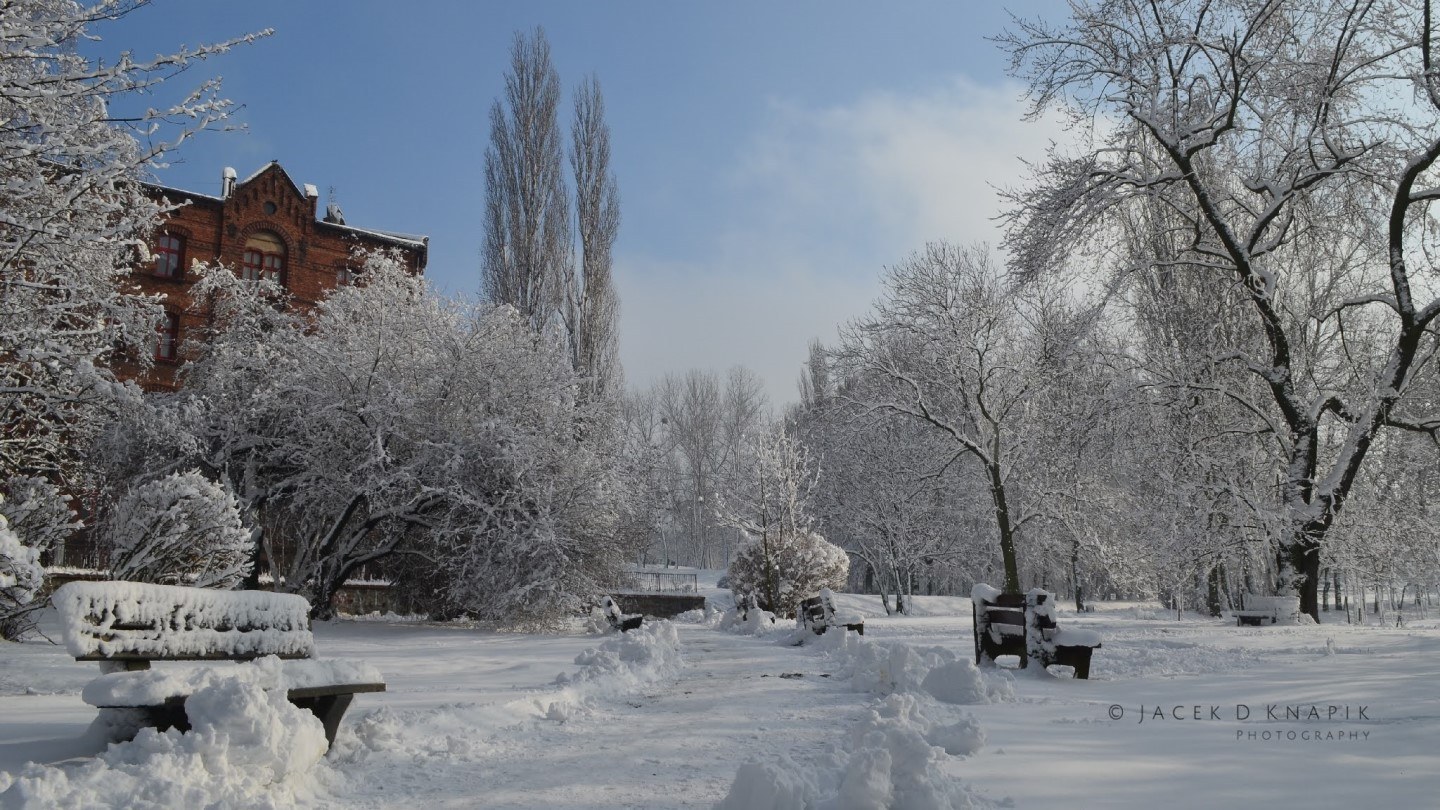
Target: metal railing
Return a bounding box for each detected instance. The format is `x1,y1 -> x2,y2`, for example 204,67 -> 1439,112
618,570 -> 699,594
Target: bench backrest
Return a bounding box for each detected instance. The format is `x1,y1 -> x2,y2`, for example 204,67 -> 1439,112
975,592 -> 1026,629
798,596 -> 827,621
1241,594 -> 1300,614
53,581 -> 315,662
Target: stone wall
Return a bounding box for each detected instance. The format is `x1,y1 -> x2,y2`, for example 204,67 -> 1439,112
612,593 -> 707,618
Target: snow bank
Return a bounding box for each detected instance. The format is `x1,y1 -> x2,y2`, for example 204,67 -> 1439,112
52,581 -> 314,660
715,693 -> 984,809
718,604 -> 780,636
0,663 -> 328,808
561,619 -> 683,689
714,754 -> 819,810
807,628 -> 1013,705
715,617 -> 996,809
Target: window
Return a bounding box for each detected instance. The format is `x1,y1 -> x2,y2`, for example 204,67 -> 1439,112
336,264 -> 358,286
155,312 -> 180,361
242,249 -> 264,281
241,231 -> 286,286
155,234 -> 184,279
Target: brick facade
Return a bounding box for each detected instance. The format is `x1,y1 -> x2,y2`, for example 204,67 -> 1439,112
119,162 -> 428,390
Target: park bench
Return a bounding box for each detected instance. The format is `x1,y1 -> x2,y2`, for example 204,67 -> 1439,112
601,595 -> 643,632
51,580 -> 385,749
1232,594 -> 1300,626
971,585 -> 1101,679
797,590 -> 864,636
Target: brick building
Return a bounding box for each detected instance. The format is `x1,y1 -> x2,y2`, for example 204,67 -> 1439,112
122,161 -> 428,390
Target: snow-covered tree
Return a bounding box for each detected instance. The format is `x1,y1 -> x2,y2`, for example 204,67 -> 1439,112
0,0 -> 261,491
800,390 -> 979,614
105,470 -> 250,589
154,250 -> 630,622
1000,0 -> 1440,618
834,243 -> 1040,594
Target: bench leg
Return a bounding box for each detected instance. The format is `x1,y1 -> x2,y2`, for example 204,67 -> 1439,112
1051,646 -> 1094,679
289,692 -> 355,749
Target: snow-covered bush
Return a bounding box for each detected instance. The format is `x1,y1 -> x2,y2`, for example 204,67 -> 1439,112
0,476 -> 79,561
105,471 -> 251,589
719,431 -> 847,616
727,529 -> 848,617
0,502 -> 44,641
0,478 -> 78,639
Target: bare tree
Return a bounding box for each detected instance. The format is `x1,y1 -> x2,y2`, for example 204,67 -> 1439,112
482,27 -> 571,330
1000,0 -> 1440,619
567,75 -> 623,406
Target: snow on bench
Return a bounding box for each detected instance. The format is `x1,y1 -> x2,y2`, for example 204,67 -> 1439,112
52,581 -> 384,748
972,585 -> 1101,679
54,580 -> 314,665
601,595 -> 644,632
798,589 -> 864,636
1233,594 -> 1301,626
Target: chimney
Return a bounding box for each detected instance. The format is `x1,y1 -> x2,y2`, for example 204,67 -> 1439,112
221,166 -> 237,199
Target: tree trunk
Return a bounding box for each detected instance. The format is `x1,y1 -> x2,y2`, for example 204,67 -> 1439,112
986,458 -> 1021,594
1205,564 -> 1223,617
1277,521 -> 1323,620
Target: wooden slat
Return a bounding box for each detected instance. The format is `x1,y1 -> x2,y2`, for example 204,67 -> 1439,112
983,608 -> 1025,626
286,683 -> 387,700
99,682 -> 387,709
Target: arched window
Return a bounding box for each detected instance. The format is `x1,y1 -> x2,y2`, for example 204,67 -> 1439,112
155,311 -> 180,361
241,231 -> 286,285
155,233 -> 184,279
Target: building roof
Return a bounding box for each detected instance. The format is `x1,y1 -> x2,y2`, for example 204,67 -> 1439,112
142,161 -> 430,254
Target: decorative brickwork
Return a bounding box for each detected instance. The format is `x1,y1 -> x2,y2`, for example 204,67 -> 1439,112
118,162 -> 428,391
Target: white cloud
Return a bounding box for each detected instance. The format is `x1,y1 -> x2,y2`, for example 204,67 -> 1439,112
617,76 -> 1079,406
614,255 -> 880,407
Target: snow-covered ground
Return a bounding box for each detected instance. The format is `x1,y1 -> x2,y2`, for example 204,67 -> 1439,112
2,587 -> 1438,808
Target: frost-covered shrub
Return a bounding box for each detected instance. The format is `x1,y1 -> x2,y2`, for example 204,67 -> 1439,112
0,478 -> 77,640
0,476 -> 79,561
105,471 -> 251,589
726,529 -> 848,617
0,502 -> 45,641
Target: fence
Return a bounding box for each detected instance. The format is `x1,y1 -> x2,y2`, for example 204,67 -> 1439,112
618,570 -> 698,594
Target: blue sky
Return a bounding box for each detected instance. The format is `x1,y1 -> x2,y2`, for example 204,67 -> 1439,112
92,1 -> 1076,405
